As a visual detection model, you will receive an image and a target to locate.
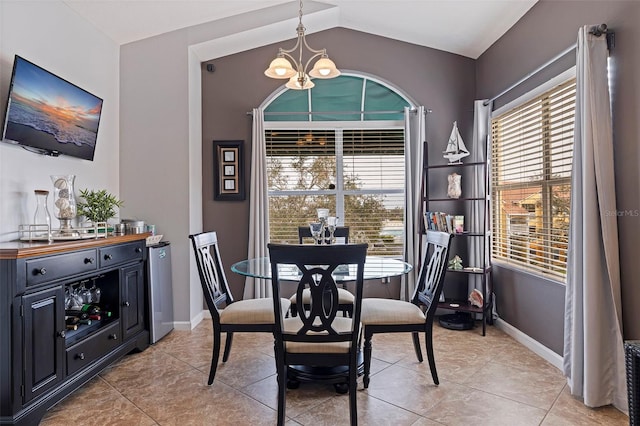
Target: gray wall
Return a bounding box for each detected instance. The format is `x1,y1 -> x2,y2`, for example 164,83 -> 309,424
201,27 -> 476,298
477,0 -> 640,353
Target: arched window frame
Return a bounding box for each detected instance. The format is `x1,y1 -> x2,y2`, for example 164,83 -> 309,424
261,72 -> 416,256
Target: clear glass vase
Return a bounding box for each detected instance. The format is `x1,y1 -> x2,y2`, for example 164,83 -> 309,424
50,175 -> 77,235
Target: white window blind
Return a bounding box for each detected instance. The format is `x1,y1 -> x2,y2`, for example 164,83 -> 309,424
266,128 -> 405,257
491,78 -> 576,279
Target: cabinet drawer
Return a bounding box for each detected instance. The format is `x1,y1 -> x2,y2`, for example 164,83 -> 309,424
26,249 -> 97,286
99,242 -> 144,268
66,321 -> 121,375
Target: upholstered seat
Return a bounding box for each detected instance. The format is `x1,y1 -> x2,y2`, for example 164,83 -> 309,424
282,316 -> 357,353
289,287 -> 354,317
219,297 -> 283,324
360,231 -> 452,388
361,298 -> 426,324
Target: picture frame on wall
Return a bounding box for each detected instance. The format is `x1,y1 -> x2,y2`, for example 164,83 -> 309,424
213,140 -> 245,201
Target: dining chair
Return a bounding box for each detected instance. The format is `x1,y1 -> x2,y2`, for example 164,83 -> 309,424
360,230 -> 452,388
297,225 -> 350,244
189,231 -> 291,385
268,243 -> 368,426
292,226 -> 353,317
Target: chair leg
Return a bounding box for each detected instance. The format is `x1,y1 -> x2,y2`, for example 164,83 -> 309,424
412,331 -> 423,362
208,326 -> 222,385
425,330 -> 439,385
363,332 -> 373,389
349,358 -> 358,426
222,332 -> 234,362
275,352 -> 287,426
345,304 -> 353,318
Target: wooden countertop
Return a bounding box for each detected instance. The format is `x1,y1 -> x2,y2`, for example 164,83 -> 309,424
0,233 -> 150,259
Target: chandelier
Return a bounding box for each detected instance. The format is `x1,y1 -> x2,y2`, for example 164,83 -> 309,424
264,0 -> 340,90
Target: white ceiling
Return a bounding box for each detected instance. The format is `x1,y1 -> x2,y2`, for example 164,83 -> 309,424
62,0 -> 538,59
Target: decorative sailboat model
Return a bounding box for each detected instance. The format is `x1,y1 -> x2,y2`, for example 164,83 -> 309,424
443,121 -> 470,164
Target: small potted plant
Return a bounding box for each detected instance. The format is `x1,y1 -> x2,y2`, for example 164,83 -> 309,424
76,189 -> 124,230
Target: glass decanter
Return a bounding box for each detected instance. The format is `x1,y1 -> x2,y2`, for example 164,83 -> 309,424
32,189 -> 52,241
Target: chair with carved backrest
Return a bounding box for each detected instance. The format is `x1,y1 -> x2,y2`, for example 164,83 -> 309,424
268,243 -> 368,426
189,231 -> 291,385
360,230 -> 452,388
292,226 -> 353,317
297,225 -> 350,244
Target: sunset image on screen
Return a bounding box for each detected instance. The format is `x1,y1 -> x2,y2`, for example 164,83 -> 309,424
5,58 -> 102,149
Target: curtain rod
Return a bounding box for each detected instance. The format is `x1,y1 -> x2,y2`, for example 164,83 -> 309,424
483,24 -> 613,106
246,109 -> 432,116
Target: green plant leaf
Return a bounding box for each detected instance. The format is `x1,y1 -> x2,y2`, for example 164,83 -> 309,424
76,189 -> 124,223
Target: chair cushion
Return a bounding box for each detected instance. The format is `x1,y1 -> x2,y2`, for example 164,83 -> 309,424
361,298 -> 426,325
220,298 -> 291,324
281,316 -> 358,353
289,287 -> 354,304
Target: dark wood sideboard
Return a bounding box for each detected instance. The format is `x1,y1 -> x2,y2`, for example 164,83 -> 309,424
0,234 -> 150,425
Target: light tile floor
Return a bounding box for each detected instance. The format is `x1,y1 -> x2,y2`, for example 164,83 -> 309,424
40,319 -> 628,425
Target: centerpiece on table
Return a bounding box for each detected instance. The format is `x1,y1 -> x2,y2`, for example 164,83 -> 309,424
76,189 -> 124,233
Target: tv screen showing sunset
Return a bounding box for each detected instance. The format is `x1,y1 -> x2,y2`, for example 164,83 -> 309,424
2,56 -> 103,160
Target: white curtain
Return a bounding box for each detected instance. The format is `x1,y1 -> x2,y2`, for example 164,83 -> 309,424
563,25 -> 626,412
402,106 -> 426,300
244,107 -> 271,299
468,100 -> 492,311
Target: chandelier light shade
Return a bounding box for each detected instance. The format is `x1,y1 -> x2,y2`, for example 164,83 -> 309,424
264,0 -> 340,90
285,73 -> 315,90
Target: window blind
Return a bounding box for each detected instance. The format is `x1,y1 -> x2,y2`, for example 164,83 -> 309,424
266,128 -> 405,257
491,78 -> 575,279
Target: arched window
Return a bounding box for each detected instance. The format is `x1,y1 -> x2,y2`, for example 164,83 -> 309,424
263,73 -> 414,257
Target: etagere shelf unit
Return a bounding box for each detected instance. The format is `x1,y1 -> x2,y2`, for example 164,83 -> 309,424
421,140 -> 493,335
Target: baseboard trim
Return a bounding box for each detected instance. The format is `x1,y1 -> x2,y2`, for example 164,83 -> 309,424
173,310 -> 208,331
495,317 -> 564,371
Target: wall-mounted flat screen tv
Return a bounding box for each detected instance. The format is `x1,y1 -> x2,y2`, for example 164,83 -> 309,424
1,55 -> 103,161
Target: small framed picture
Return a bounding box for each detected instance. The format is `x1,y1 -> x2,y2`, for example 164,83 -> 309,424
213,140 -> 245,201
223,150 -> 235,162
224,179 -> 236,190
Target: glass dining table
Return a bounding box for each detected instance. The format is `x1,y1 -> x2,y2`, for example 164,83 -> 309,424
231,254 -> 413,393
231,255 -> 413,282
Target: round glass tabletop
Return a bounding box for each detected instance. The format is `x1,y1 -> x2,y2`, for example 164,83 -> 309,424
231,256 -> 412,282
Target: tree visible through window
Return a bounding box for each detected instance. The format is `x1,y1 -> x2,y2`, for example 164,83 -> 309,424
491,78 -> 575,280
266,128 -> 405,256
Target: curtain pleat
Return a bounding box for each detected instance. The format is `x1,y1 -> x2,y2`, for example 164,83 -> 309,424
563,25 -> 626,412
403,106 -> 425,300
244,107 -> 271,299
469,100 -> 492,314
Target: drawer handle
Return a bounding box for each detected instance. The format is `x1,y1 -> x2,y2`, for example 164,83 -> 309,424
122,301 -> 130,307
135,247 -> 143,253
57,330 -> 66,338
75,352 -> 85,360
85,257 -> 95,264
36,267 -> 47,276
104,254 -> 113,260
108,333 -> 118,340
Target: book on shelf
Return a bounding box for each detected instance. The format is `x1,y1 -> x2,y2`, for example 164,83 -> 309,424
453,215 -> 464,233
424,211 -> 465,234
